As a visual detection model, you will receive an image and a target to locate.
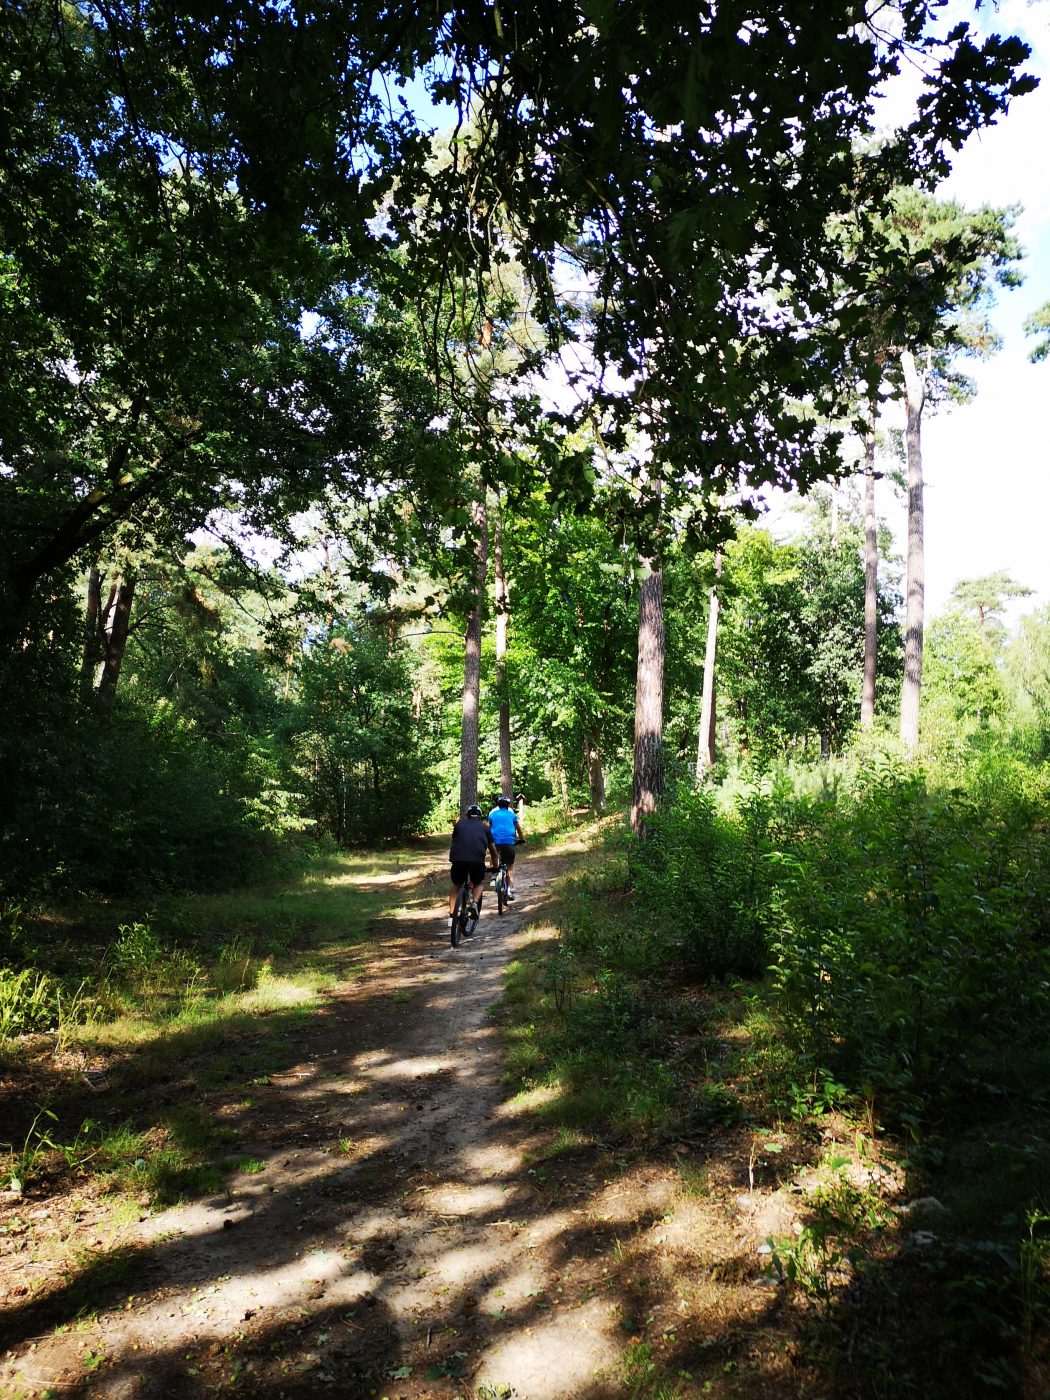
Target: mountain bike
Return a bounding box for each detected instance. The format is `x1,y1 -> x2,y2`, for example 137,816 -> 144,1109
495,856 -> 510,915
451,868 -> 492,947
494,838 -> 524,915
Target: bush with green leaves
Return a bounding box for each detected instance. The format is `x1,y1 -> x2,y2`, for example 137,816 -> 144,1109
634,756 -> 1050,1120
628,784 -> 770,977
0,699 -> 302,898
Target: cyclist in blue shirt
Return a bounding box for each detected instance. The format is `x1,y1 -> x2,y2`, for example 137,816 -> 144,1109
487,795 -> 525,902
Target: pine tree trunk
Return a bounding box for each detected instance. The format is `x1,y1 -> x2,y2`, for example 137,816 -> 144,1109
96,571 -> 136,713
631,564 -> 665,836
80,562 -> 104,699
459,495 -> 488,813
861,404 -> 879,728
695,551 -> 722,782
492,501 -> 512,799
899,350 -> 926,752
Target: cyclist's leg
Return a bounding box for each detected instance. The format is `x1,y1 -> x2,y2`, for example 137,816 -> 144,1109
468,863 -> 486,916
503,844 -> 517,896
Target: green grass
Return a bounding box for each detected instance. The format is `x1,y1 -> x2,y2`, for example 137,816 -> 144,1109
1,841 -> 446,1210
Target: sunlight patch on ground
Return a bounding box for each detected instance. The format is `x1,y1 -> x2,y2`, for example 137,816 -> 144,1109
109,1249 -> 371,1353
423,1182 -> 509,1215
476,1298 -> 617,1400
500,1085 -> 562,1116
240,979 -> 319,1012
354,867 -> 438,888
455,1140 -> 522,1181
380,902 -> 449,926
137,1149 -> 397,1247
359,1053 -> 452,1081
513,923 -> 559,947
519,1209 -> 579,1248
430,1239 -> 509,1286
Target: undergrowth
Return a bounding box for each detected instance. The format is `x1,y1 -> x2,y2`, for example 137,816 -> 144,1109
0,841 -> 443,1209
498,752 -> 1050,1397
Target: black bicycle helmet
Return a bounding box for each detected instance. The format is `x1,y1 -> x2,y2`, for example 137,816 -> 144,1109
497,795 -> 511,807
466,803 -> 483,818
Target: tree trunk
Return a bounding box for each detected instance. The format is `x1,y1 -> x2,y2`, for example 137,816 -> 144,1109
80,562 -> 105,699
492,500 -> 512,799
95,571 -> 137,713
899,349 -> 926,752
321,536 -> 336,639
631,563 -> 665,836
584,730 -> 606,810
459,495 -> 488,813
556,747 -> 570,809
695,550 -> 722,782
861,402 -> 879,729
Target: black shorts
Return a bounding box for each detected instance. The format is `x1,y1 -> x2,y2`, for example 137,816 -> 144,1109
496,843 -> 516,868
450,861 -> 486,887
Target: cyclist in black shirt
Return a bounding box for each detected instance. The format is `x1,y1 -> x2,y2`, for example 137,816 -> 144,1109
448,803 -> 498,921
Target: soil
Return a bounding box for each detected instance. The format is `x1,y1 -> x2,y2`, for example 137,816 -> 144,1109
0,830 -> 824,1399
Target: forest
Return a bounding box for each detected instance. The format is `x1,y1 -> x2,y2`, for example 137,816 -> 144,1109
2,1 -> 1050,1396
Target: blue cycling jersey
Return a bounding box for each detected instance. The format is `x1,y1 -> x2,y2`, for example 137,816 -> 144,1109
488,807 -> 517,844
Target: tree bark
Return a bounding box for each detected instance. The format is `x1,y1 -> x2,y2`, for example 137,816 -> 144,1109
584,730 -> 606,810
631,563 -> 665,836
459,494 -> 488,813
899,349 -> 926,752
95,571 -> 137,713
80,562 -> 105,699
695,550 -> 722,782
555,747 -> 570,809
492,500 -> 512,799
861,402 -> 879,729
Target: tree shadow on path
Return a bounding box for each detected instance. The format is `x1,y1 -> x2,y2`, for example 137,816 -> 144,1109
0,830 -> 806,1399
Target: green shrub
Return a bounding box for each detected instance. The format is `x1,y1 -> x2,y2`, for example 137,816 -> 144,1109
628,756 -> 1050,1120
628,786 -> 769,976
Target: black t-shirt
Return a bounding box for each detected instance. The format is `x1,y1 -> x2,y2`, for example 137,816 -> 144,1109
449,818 -> 491,865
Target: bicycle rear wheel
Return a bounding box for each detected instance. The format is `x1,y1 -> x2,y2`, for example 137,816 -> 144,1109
451,883 -> 469,947
497,866 -> 507,915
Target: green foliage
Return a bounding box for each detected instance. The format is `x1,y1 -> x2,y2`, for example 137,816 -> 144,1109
717,525 -> 900,761
949,571 -> 1032,636
0,967 -> 68,1041
651,756 -> 1050,1120
293,619 -> 438,843
0,698 -> 296,897
1025,301 -> 1050,363
921,610 -> 1006,748
1002,607 -> 1050,756
501,490 -> 640,800
628,786 -> 768,977
510,746 -> 1050,1140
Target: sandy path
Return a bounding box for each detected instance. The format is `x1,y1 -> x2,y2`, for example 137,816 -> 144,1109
1,828 -> 633,1400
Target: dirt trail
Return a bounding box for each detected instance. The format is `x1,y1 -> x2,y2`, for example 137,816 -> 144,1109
2,828 -> 663,1399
